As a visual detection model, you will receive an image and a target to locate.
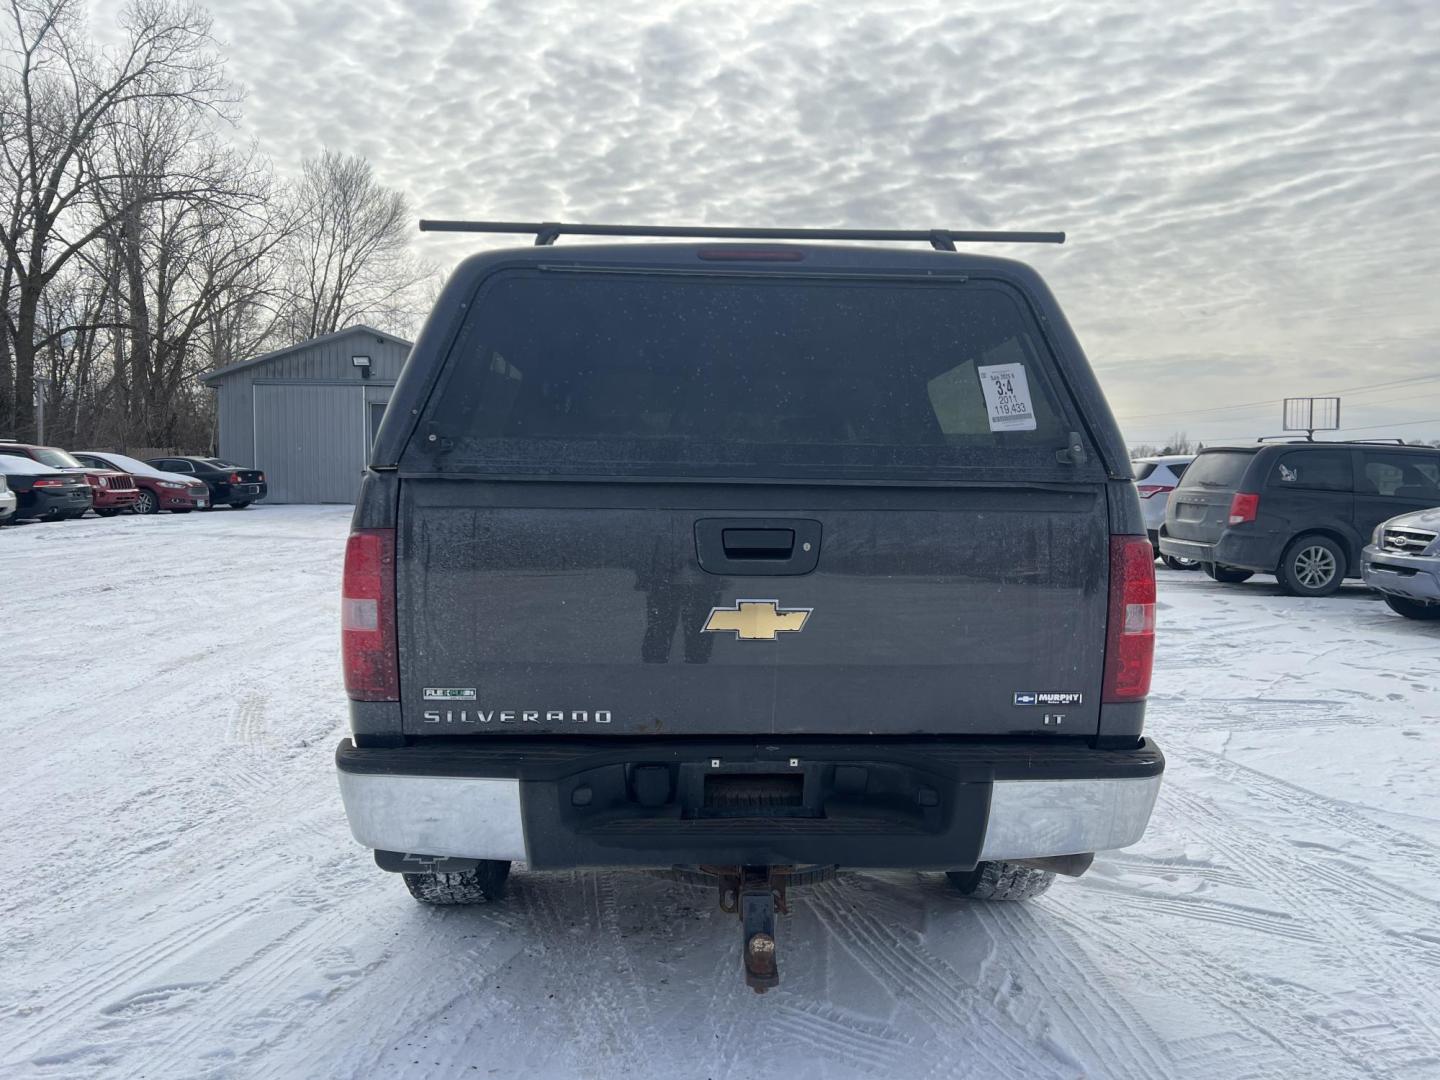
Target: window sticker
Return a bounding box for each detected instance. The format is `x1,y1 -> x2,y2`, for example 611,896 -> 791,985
976,363 -> 1037,432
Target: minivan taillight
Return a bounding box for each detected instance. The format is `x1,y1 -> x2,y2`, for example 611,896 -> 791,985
1228,492 -> 1259,526
1103,536 -> 1156,703
342,528 -> 398,701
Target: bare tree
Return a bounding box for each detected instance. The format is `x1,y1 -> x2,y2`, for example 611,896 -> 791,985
86,81 -> 295,446
279,150 -> 432,341
0,0 -> 236,439
1160,431 -> 1193,455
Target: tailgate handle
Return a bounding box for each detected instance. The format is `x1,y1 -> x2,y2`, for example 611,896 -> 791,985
722,528 -> 794,559
695,519 -> 822,576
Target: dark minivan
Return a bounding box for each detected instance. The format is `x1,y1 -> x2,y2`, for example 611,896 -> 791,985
333,223 -> 1165,990
1159,441 -> 1440,596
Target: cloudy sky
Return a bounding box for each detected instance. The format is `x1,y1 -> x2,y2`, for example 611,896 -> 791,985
99,0 -> 1440,445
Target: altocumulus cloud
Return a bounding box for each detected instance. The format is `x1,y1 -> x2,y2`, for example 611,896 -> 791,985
95,0 -> 1440,440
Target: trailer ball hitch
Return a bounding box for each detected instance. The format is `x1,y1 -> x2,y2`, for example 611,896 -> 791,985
714,865 -> 790,992
661,864 -> 837,993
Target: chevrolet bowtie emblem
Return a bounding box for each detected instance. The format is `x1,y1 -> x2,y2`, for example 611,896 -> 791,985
702,599 -> 812,641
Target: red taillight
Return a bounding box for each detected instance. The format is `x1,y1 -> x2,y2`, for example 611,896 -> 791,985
32,478 -> 65,488
342,528 -> 398,701
1227,492 -> 1259,526
1103,535 -> 1156,703
1135,484 -> 1174,499
229,472 -> 242,484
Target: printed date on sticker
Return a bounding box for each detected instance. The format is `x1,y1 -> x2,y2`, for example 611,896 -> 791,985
976,363 -> 1037,432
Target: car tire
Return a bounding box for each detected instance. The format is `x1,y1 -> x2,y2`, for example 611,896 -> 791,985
172,508 -> 192,514
230,501 -> 252,510
133,490 -> 159,515
945,861 -> 1055,901
403,861 -> 511,905
1162,554 -> 1201,571
1382,594 -> 1440,620
1277,534 -> 1346,597
95,508 -> 118,517
1203,563 -> 1254,584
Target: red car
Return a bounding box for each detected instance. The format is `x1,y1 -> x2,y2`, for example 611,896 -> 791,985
73,451 -> 208,514
0,441 -> 138,517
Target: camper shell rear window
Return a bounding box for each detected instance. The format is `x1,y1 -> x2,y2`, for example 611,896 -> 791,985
402,269 -> 1092,481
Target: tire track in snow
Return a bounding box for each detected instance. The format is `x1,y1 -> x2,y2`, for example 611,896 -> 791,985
2,904 -> 254,1067
971,901 -> 1173,1080
505,872 -> 657,1075
1079,885 -> 1321,942
1043,897 -> 1370,1079
806,885 -> 1067,1079
770,1001 -> 925,1076
1158,747 -> 1440,1069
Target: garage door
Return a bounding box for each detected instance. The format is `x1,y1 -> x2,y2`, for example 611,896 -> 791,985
252,384 -> 366,504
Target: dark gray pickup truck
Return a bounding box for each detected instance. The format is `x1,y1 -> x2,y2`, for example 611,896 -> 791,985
335,222 -> 1163,990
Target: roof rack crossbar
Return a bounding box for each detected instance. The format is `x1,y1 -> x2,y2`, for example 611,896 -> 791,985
1257,435 -> 1420,446
418,220 -> 1065,250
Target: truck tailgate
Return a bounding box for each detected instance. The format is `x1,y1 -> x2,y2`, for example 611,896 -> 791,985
397,480 -> 1107,737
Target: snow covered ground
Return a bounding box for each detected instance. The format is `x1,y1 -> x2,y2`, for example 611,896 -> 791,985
2,505 -> 1439,1079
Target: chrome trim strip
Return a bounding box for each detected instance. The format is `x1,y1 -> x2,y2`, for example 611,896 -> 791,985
980,775 -> 1162,861
336,771 -> 527,861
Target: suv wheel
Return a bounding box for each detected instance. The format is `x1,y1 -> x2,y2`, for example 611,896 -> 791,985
402,860 -> 511,905
1277,534 -> 1345,597
946,861 -> 1055,901
1383,594 -> 1440,621
1203,563 -> 1254,584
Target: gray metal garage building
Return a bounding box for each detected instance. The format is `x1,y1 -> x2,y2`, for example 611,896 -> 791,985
201,326 -> 412,504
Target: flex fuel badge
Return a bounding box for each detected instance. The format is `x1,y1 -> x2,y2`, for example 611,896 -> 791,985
423,687 -> 477,701
1014,692 -> 1083,706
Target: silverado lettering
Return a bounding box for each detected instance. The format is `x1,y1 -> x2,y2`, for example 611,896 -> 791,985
420,709 -> 612,724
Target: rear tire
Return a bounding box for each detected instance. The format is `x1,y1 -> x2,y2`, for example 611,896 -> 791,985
1277,534 -> 1345,597
946,861 -> 1055,901
402,860 -> 511,905
95,508 -> 118,517
1203,563 -> 1254,584
230,501 -> 252,510
1383,594 -> 1440,620
1162,554 -> 1201,571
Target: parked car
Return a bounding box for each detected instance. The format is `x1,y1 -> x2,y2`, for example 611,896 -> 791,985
144,456 -> 266,509
0,441 -> 133,516
1361,508 -> 1440,620
1133,455 -> 1196,569
0,439 -> 138,516
0,453 -> 93,521
0,472 -> 15,524
1159,440 -> 1440,597
73,451 -> 209,514
334,224 -> 1164,992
